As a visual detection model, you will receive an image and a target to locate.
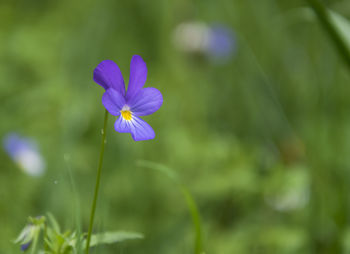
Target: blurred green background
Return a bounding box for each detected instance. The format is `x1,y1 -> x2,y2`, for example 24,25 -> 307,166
1,0 -> 350,253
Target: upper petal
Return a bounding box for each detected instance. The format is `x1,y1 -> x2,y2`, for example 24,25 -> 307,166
126,55 -> 147,99
127,88 -> 163,116
114,115 -> 155,141
102,88 -> 126,116
93,60 -> 126,95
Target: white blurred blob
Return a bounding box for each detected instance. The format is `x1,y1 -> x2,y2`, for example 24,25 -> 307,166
173,22 -> 210,53
266,187 -> 309,212
173,21 -> 236,62
3,133 -> 46,177
15,149 -> 45,177
264,165 -> 310,212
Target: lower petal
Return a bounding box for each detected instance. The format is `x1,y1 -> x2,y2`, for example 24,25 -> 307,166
114,115 -> 155,141
130,116 -> 155,141
114,115 -> 133,133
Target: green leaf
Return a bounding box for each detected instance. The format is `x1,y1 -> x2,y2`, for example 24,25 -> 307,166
83,231 -> 143,248
137,160 -> 179,182
329,10 -> 350,49
297,6 -> 350,66
297,7 -> 350,48
47,213 -> 61,233
44,238 -> 54,252
14,225 -> 33,244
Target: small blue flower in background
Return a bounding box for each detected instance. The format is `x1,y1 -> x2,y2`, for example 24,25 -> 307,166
20,241 -> 31,251
207,25 -> 236,61
3,133 -> 45,177
173,21 -> 236,63
93,55 -> 163,141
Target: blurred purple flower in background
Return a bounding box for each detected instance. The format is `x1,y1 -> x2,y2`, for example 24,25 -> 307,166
207,25 -> 236,60
173,22 -> 236,63
94,55 -> 163,141
3,133 -> 45,177
20,241 -> 31,251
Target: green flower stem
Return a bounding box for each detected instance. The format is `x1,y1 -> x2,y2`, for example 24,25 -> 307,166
85,109 -> 109,254
180,186 -> 202,254
306,0 -> 350,69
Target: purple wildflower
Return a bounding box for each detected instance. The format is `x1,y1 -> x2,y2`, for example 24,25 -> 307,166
93,55 -> 163,141
3,133 -> 45,176
207,25 -> 236,60
21,241 -> 31,251
173,22 -> 236,62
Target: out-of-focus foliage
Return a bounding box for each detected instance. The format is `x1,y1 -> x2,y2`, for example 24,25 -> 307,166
14,214 -> 142,253
1,0 -> 350,253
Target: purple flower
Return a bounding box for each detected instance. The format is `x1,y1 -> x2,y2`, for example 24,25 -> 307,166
173,22 -> 236,63
93,55 -> 163,141
207,25 -> 236,60
3,133 -> 45,176
20,241 -> 31,251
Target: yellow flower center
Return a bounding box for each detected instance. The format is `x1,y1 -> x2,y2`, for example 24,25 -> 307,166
121,110 -> 132,121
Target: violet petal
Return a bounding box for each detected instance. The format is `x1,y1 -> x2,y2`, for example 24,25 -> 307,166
127,87 -> 163,116
126,55 -> 147,100
102,89 -> 126,116
21,241 -> 31,251
93,60 -> 126,95
114,116 -> 155,141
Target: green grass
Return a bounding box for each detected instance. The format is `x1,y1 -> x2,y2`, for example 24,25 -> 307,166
1,0 -> 350,253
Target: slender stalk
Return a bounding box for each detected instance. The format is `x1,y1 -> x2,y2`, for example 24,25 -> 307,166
85,109 -> 109,254
306,0 -> 350,69
180,186 -> 202,254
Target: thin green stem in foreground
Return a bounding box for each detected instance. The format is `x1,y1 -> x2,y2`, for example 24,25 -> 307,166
306,0 -> 350,69
85,109 -> 109,254
180,186 -> 203,254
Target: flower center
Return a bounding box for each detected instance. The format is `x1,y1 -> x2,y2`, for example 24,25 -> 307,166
121,106 -> 132,121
